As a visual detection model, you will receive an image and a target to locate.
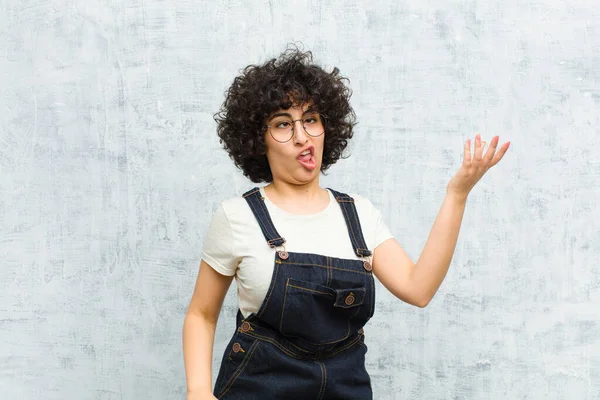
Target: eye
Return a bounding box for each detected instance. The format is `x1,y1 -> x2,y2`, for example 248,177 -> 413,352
304,116 -> 318,124
275,121 -> 291,129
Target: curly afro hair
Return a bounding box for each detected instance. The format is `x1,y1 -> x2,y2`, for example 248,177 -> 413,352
213,46 -> 357,183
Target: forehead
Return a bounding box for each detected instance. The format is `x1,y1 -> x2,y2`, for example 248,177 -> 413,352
267,101 -> 317,118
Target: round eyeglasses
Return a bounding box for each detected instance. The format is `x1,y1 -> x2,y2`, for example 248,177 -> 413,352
265,113 -> 325,143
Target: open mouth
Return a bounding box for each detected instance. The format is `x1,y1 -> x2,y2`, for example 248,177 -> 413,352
297,146 -> 316,171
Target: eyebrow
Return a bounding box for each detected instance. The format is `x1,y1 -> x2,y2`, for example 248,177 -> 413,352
268,108 -> 318,122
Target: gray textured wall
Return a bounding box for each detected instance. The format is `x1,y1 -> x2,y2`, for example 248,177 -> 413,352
1,1 -> 599,399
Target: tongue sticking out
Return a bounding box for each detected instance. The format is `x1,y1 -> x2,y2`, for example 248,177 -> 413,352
297,153 -> 316,170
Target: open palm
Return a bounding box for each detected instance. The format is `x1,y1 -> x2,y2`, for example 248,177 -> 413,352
447,134 -> 510,198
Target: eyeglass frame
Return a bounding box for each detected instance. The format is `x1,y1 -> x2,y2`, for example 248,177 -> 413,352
264,113 -> 326,143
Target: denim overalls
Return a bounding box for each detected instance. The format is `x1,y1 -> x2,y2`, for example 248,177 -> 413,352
213,187 -> 376,399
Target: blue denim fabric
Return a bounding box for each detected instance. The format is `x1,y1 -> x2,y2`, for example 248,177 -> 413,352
213,188 -> 375,399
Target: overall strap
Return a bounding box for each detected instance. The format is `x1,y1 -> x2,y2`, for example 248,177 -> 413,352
328,189 -> 372,258
242,187 -> 286,248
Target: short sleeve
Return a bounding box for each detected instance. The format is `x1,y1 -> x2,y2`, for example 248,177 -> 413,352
201,203 -> 239,276
356,196 -> 394,249
372,202 -> 394,248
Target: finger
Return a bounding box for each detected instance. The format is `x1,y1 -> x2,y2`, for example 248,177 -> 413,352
473,133 -> 484,161
462,138 -> 472,166
483,136 -> 500,163
490,141 -> 510,167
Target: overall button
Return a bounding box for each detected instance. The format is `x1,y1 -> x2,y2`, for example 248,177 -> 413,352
345,292 -> 356,306
363,260 -> 372,271
232,342 -> 244,353
240,321 -> 252,333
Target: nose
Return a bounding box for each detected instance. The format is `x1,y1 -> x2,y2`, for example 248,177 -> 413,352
292,119 -> 309,144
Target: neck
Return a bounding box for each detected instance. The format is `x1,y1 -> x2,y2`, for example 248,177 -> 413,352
264,179 -> 329,215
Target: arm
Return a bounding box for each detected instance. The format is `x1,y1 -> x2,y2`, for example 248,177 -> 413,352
373,134 -> 510,307
373,193 -> 466,307
183,260 -> 233,397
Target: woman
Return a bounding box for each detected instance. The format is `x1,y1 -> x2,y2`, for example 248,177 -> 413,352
183,48 -> 510,399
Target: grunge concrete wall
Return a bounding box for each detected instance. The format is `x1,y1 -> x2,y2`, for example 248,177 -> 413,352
1,1 -> 598,399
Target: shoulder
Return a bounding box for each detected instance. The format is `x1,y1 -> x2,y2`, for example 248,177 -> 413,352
341,191 -> 394,247
330,189 -> 376,209
213,191 -> 260,232
347,192 -> 373,206
216,193 -> 252,220
350,192 -> 381,219
329,189 -> 381,219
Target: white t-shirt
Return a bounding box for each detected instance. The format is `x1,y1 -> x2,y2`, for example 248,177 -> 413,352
201,186 -> 394,318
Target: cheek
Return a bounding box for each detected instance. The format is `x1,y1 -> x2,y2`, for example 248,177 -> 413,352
264,143 -> 292,168
317,138 -> 325,155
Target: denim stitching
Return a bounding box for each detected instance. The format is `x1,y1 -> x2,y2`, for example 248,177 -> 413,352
333,287 -> 366,308
344,306 -> 361,344
276,261 -> 327,267
242,330 -> 362,360
348,199 -> 372,256
245,191 -> 286,247
246,197 -> 273,240
279,293 -> 360,346
276,261 -> 370,275
326,257 -> 332,287
345,200 -> 366,254
255,195 -> 286,245
316,362 -> 326,400
329,189 -> 353,203
252,196 -> 281,241
279,278 -> 290,333
217,339 -> 260,399
358,341 -> 368,352
286,283 -> 334,297
283,306 -> 360,346
243,331 -> 310,359
331,190 -> 363,256
248,196 -> 280,242
329,188 -> 341,201
242,188 -> 260,198
279,279 -> 364,346
261,332 -> 317,359
267,238 -> 285,247
256,260 -> 280,318
333,190 -> 371,256
369,274 -> 375,318
323,333 -> 363,358
338,201 -> 361,257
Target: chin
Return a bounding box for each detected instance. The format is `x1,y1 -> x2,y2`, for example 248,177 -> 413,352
292,168 -> 320,183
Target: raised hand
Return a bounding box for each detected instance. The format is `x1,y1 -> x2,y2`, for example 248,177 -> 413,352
446,133 -> 510,200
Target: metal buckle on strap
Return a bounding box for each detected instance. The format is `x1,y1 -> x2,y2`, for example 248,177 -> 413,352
277,244 -> 289,260
362,255 -> 372,272
269,240 -> 288,260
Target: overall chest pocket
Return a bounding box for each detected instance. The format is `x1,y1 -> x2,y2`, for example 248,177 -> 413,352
279,277 -> 367,344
